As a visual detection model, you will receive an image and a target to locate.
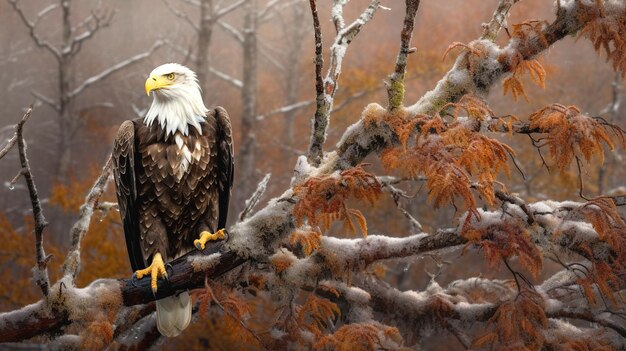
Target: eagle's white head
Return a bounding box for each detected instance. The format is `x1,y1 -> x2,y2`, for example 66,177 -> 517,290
144,63 -> 208,136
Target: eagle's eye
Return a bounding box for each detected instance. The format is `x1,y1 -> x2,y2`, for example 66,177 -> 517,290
166,73 -> 175,80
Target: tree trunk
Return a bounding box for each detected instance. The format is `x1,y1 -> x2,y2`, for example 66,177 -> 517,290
56,0 -> 73,178
235,0 -> 258,215
195,0 -> 214,101
283,3 -> 307,147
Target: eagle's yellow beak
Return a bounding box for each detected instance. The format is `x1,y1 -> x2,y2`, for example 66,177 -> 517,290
145,75 -> 170,96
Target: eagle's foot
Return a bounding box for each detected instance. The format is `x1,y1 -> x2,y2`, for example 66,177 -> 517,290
194,229 -> 226,250
134,252 -> 168,293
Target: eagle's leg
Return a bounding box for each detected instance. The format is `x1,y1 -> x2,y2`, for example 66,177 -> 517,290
194,229 -> 226,250
135,252 -> 168,293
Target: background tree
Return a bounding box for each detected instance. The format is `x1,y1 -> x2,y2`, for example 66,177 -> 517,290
6,0 -> 163,177
0,0 -> 625,350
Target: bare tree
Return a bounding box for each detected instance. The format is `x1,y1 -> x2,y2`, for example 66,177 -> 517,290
1,0 -> 626,349
7,0 -> 164,177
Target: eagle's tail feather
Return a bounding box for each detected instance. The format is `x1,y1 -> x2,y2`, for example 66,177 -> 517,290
156,291 -> 192,337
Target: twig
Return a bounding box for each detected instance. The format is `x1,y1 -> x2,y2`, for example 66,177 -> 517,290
386,0 -> 420,111
380,179 -> 423,232
481,0 -> 518,41
62,156 -> 113,279
239,173 -> 271,221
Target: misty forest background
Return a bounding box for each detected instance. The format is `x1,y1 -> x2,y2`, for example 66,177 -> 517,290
0,0 -> 624,349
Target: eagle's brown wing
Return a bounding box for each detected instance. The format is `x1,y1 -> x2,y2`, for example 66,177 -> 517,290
214,106 -> 234,229
112,120 -> 146,271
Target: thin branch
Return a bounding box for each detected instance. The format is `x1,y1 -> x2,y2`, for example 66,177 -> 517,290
217,20 -> 245,43
69,9 -> 115,56
386,0 -> 420,111
481,0 -> 518,41
7,0 -> 62,61
209,66 -> 243,89
162,0 -> 200,32
306,0 -> 324,166
31,90 -> 60,112
10,106 -> 51,296
238,173 -> 271,221
68,40 -> 164,98
256,100 -> 315,121
215,0 -> 247,19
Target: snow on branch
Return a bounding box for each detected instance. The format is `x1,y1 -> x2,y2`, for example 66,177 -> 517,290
408,0 -> 625,116
68,40 -> 165,99
481,0 -> 518,41
62,157 -> 113,279
256,100 -> 315,121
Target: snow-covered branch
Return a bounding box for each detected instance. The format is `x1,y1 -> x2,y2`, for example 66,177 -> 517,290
408,0 -> 624,115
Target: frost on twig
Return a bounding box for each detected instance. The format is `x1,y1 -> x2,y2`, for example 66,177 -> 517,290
62,156 -> 113,279
239,173 -> 271,221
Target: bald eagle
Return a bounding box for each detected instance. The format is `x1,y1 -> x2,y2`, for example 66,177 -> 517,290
112,63 -> 234,337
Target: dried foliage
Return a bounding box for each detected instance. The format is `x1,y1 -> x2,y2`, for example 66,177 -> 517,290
462,219 -> 543,278
294,165 -> 382,237
502,58 -> 546,101
381,100 -> 513,218
472,292 -> 548,351
289,227 -> 322,256
578,2 -> 626,75
314,322 -> 403,351
528,104 -> 625,170
556,198 -> 626,306
497,19 -> 549,101
442,40 -> 489,76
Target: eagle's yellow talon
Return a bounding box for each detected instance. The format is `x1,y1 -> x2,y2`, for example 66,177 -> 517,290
134,252 -> 167,293
194,229 -> 226,250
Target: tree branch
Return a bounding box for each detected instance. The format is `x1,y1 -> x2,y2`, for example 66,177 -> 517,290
68,40 -> 164,99
307,0 -> 381,166
62,156 -> 113,279
7,0 -> 62,61
13,106 -> 51,296
386,0 -> 420,110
